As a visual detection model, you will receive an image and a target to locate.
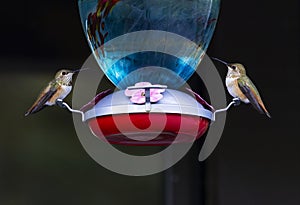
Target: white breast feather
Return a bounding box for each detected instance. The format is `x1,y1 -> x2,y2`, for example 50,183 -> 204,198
225,77 -> 250,103
59,85 -> 72,99
226,77 -> 239,98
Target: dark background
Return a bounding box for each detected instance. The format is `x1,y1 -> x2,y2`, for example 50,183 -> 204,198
0,0 -> 299,205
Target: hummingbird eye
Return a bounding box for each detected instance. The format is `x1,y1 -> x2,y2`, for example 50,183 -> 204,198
231,65 -> 236,70
62,71 -> 67,75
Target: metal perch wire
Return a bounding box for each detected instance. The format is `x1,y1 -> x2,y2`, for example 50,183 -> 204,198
212,98 -> 241,121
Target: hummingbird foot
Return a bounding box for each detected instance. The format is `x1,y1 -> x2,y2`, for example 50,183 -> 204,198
55,99 -> 85,121
56,99 -> 67,109
232,98 -> 241,106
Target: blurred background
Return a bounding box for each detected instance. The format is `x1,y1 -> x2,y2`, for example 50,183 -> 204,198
0,0 -> 299,204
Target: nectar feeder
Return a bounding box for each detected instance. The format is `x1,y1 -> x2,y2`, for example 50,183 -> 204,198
70,0 -> 226,146
84,87 -> 212,146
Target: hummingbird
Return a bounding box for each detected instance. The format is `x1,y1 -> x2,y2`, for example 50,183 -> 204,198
25,69 -> 81,116
212,58 -> 271,118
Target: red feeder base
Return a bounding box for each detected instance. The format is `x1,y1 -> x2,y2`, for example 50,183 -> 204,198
88,113 -> 210,146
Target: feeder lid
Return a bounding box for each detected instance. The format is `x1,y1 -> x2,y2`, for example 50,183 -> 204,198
84,89 -> 213,122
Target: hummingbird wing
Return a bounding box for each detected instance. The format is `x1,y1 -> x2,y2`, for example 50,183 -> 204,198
237,78 -> 271,118
25,83 -> 58,116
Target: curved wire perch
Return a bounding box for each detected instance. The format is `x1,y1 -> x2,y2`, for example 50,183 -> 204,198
56,99 -> 85,122
212,98 -> 241,121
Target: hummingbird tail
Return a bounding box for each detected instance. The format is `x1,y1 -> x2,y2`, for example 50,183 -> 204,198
255,103 -> 271,118
25,105 -> 46,116
258,101 -> 271,118
264,109 -> 271,118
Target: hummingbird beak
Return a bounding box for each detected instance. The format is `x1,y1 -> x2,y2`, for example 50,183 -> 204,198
211,57 -> 229,66
72,68 -> 90,74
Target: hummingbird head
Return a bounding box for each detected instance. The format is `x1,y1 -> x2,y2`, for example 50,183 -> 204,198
55,69 -> 78,85
227,63 -> 246,77
212,58 -> 246,77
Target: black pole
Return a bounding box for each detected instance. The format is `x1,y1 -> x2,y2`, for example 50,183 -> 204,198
164,141 -> 206,205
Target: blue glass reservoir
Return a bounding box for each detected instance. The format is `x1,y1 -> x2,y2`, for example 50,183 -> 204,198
78,0 -> 220,89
